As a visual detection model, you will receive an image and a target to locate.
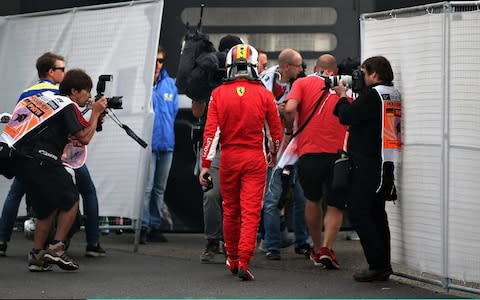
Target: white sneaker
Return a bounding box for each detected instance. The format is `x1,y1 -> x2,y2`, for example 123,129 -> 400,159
258,239 -> 267,252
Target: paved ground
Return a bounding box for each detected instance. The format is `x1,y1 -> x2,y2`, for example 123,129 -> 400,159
0,231 -> 474,299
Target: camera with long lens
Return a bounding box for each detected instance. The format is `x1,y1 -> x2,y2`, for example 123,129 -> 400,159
323,69 -> 365,93
323,75 -> 352,89
95,75 -> 123,131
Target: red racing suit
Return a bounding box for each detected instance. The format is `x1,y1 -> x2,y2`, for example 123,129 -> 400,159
202,79 -> 282,267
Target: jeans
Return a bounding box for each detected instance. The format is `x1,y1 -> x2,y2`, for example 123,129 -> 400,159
142,151 -> 173,229
263,165 -> 309,251
75,164 -> 99,246
0,164 -> 100,246
202,153 -> 222,240
0,178 -> 24,242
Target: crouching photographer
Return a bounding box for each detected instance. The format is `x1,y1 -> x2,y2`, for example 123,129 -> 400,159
5,69 -> 107,272
333,56 -> 401,282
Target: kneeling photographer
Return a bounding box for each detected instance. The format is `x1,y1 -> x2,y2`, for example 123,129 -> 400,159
333,56 -> 401,282
7,69 -> 107,271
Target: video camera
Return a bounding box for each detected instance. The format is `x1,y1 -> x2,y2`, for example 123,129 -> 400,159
323,69 -> 364,93
96,75 -> 123,109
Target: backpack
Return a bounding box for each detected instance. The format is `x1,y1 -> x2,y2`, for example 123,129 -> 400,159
176,30 -> 220,102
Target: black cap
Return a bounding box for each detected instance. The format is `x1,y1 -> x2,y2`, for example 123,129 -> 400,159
218,35 -> 242,53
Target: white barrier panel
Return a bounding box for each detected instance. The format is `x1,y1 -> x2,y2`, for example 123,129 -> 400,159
0,1 -> 163,221
361,2 -> 480,285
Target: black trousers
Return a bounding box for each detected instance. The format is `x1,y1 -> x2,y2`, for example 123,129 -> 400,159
347,156 -> 391,270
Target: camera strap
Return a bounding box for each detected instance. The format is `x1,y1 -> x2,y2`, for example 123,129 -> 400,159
292,87 -> 329,138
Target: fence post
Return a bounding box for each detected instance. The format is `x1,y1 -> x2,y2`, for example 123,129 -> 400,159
440,1 -> 452,291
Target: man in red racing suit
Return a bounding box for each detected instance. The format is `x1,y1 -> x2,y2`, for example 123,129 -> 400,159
200,76 -> 282,281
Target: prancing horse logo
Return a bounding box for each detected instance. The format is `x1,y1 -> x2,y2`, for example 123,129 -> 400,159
236,86 -> 245,97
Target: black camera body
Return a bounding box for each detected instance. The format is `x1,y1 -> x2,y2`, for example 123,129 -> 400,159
96,75 -> 123,109
106,96 -> 123,109
202,172 -> 213,192
350,69 -> 365,93
322,69 -> 365,93
95,75 -> 123,131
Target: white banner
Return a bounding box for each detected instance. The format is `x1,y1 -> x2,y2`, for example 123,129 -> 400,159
0,1 -> 164,221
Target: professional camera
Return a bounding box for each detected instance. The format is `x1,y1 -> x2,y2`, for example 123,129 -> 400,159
323,75 -> 352,89
350,69 -> 365,93
96,75 -> 123,109
323,69 -> 365,93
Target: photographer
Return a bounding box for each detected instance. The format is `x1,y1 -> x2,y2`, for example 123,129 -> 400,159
7,69 -> 107,271
333,56 -> 401,282
0,53 -> 106,259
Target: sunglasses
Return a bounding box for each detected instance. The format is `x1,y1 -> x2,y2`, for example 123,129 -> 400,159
156,58 -> 165,64
52,67 -> 65,72
288,63 -> 302,68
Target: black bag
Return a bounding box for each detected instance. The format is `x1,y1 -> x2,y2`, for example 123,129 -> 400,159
332,151 -> 352,191
0,141 -> 16,179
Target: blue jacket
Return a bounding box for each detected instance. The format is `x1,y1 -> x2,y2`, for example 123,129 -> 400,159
151,68 -> 178,152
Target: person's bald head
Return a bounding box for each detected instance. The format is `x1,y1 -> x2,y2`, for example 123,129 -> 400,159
314,54 -> 338,76
278,48 -> 302,82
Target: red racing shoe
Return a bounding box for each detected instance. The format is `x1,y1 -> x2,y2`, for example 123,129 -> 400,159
226,258 -> 239,275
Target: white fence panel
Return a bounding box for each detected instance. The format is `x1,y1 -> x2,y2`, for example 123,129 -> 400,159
362,1 -> 480,288
0,0 -> 164,222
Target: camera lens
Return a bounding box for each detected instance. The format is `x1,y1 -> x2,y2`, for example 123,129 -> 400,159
107,96 -> 123,109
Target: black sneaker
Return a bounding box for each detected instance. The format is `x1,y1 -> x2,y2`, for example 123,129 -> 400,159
28,250 -> 52,272
85,243 -> 106,257
265,249 -> 281,260
200,239 -> 220,263
0,241 -> 7,257
43,242 -> 79,271
294,243 -> 312,258
353,267 -> 392,282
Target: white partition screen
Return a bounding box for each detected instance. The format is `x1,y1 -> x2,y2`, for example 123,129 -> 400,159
0,1 -> 164,222
361,2 -> 480,289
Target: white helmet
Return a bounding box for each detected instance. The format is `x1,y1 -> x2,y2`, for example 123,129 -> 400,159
225,44 -> 259,80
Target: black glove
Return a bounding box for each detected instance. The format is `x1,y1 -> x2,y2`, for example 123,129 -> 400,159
376,161 -> 397,201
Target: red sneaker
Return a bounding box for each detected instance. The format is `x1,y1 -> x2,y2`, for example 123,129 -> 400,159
309,250 -> 323,267
226,258 -> 239,275
238,266 -> 254,281
319,247 -> 340,269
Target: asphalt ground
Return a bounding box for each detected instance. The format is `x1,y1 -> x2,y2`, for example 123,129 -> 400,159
0,230 -> 474,299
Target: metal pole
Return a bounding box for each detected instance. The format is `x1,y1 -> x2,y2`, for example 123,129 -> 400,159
394,272 -> 480,295
4,0 -> 161,19
361,2 -> 447,19
440,1 -> 452,291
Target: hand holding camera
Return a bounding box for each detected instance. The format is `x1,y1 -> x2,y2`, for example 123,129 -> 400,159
333,83 -> 347,99
91,96 -> 108,115
199,167 -> 213,192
